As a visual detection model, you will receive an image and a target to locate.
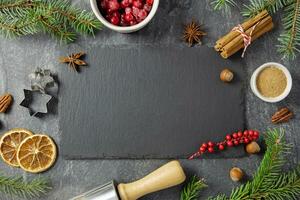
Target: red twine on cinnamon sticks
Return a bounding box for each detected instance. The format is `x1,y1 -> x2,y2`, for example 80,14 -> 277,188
231,21 -> 260,58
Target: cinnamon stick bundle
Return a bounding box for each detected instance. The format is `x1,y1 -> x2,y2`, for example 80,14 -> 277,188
215,10 -> 274,59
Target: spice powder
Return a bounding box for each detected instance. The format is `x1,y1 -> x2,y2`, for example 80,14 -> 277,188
256,66 -> 287,98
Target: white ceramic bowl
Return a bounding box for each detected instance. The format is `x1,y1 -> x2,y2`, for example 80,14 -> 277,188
90,0 -> 159,33
250,62 -> 292,103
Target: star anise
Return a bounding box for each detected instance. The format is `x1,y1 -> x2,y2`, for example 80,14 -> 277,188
59,52 -> 87,72
183,21 -> 206,46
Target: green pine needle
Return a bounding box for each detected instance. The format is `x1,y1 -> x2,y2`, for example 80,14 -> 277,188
209,128 -> 300,200
180,175 -> 207,200
211,0 -> 237,11
0,0 -> 102,42
208,194 -> 227,200
242,0 -> 290,18
277,0 -> 300,60
0,174 -> 51,199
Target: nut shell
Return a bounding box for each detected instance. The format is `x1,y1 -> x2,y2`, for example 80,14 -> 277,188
0,93 -> 13,113
220,69 -> 234,82
246,141 -> 261,154
230,167 -> 244,182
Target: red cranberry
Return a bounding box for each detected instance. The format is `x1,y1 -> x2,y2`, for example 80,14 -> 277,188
253,131 -> 259,137
120,21 -> 127,26
124,13 -> 134,22
100,0 -> 150,26
249,130 -> 254,136
232,133 -> 238,139
100,0 -> 108,9
234,140 -> 239,145
137,9 -> 147,21
120,14 -> 129,26
132,6 -> 139,18
208,141 -> 214,147
143,4 -> 152,12
208,147 -> 214,153
129,19 -> 137,25
146,0 -> 154,5
110,15 -> 120,25
244,138 -> 250,144
111,11 -> 120,18
125,7 -> 132,13
199,146 -> 206,153
227,141 -> 233,147
252,135 -> 258,140
218,144 -> 225,150
107,0 -> 120,11
106,8 -> 115,14
132,0 -> 143,8
225,134 -> 231,140
237,131 -> 243,137
243,130 -> 249,136
120,0 -> 130,8
201,143 -> 208,148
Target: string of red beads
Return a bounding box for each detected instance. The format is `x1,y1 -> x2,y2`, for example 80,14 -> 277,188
188,130 -> 259,160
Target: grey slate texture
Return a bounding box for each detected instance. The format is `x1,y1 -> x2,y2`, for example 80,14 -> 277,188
0,0 -> 299,200
60,46 -> 245,159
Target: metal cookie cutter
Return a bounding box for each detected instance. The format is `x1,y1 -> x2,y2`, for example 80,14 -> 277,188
20,89 -> 52,116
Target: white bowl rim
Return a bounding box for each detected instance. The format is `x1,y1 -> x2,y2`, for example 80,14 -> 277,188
250,62 -> 292,103
90,0 -> 159,32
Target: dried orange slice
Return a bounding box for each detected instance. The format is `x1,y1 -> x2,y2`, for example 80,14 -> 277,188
17,134 -> 57,173
0,128 -> 33,167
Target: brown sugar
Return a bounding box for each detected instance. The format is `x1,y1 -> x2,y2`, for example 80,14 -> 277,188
256,66 -> 287,98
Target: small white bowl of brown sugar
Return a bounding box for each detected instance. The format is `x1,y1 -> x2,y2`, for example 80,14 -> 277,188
250,62 -> 292,103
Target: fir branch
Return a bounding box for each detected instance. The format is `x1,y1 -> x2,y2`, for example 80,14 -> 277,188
0,0 -> 33,10
242,0 -> 290,18
37,15 -> 76,42
247,129 -> 291,196
180,175 -> 207,200
0,0 -> 101,42
265,166 -> 300,199
211,0 -> 237,11
0,174 -> 51,199
34,0 -> 102,35
277,0 -> 300,60
209,128 -> 300,200
208,194 -> 228,200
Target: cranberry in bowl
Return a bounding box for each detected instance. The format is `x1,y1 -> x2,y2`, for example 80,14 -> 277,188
90,0 -> 159,33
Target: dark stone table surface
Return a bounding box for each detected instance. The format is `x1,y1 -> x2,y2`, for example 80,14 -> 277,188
0,0 -> 299,199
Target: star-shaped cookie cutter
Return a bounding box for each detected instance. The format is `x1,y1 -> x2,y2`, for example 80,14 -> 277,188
20,89 -> 52,117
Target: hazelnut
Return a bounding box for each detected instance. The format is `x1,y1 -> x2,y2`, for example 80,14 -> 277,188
230,167 -> 244,182
246,141 -> 261,154
220,69 -> 234,82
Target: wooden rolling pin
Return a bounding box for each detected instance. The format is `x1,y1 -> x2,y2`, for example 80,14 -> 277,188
118,160 -> 186,200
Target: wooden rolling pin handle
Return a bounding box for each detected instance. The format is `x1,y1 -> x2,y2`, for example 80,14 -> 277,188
117,160 -> 186,200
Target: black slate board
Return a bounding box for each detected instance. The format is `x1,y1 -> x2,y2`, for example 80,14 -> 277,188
60,46 -> 245,159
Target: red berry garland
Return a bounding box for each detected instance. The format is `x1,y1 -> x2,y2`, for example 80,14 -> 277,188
188,130 -> 259,160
